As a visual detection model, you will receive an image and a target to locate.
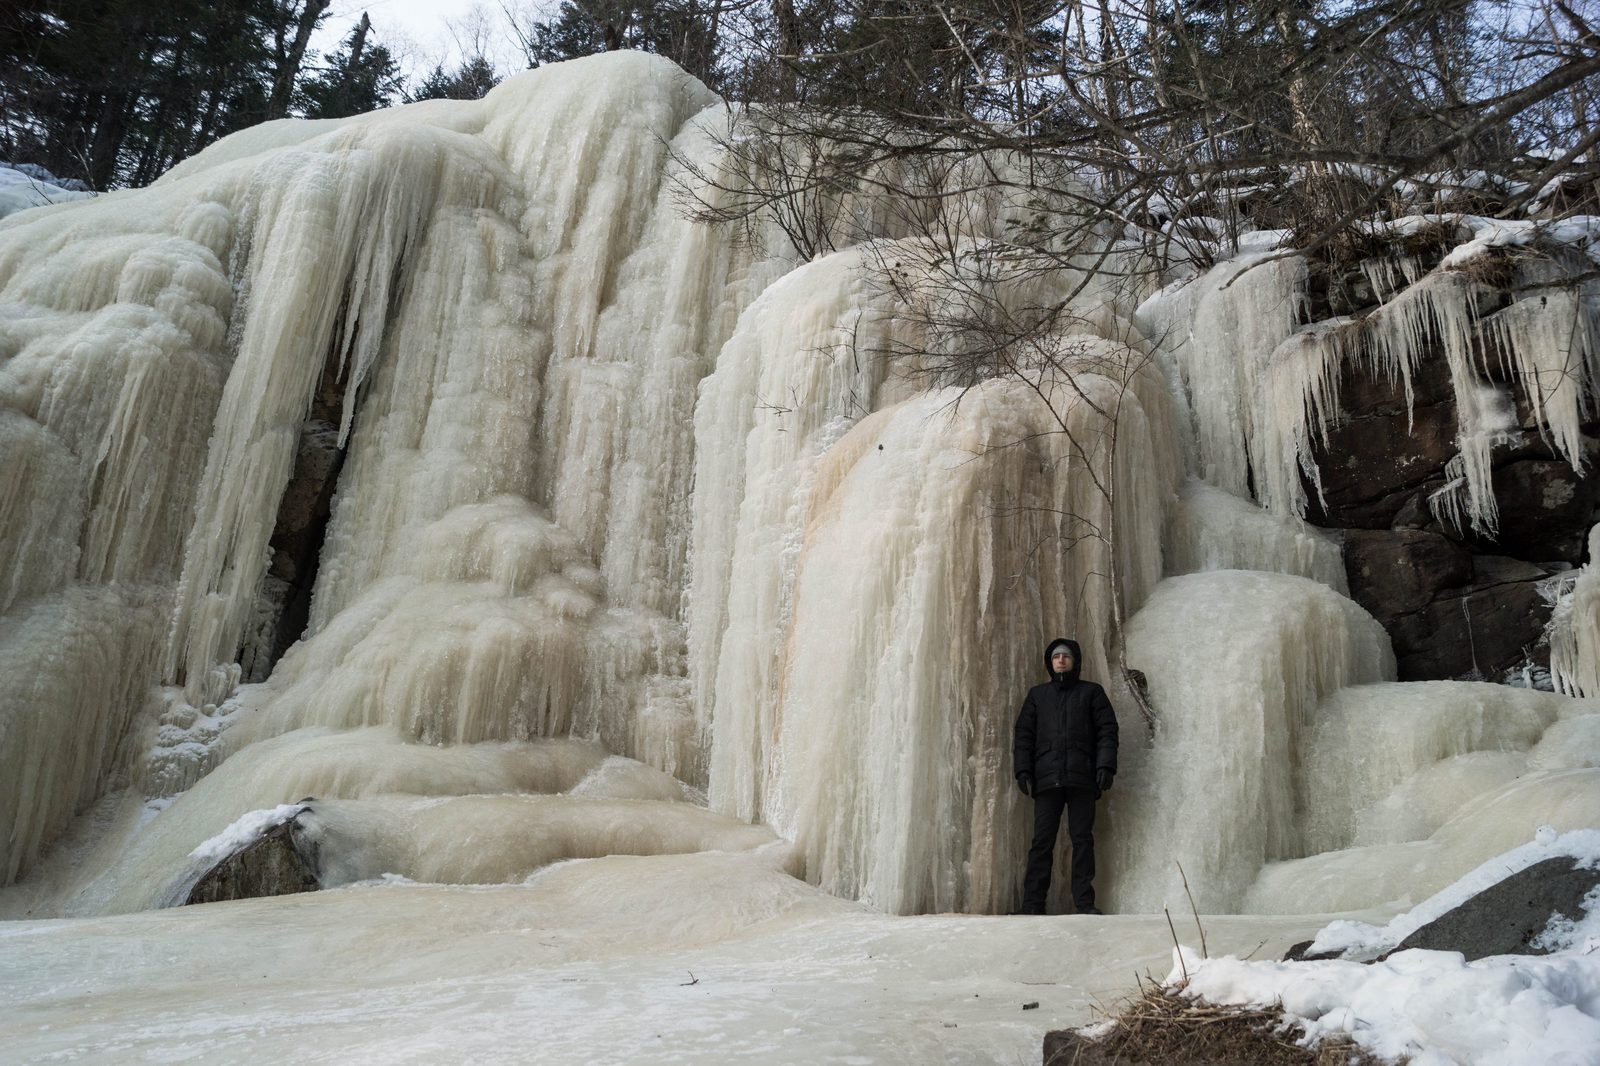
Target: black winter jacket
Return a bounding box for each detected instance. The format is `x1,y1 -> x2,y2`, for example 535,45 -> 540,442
1013,637 -> 1119,792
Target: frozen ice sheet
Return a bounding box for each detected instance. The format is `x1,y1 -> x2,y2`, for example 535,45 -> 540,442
0,851 -> 1328,1065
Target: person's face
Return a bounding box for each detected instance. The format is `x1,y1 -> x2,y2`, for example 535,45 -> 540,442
1051,650 -> 1073,672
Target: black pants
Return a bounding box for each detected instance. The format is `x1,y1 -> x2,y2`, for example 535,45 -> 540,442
1022,787 -> 1097,913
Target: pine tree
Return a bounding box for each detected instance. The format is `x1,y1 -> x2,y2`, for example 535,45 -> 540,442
410,57 -> 502,102
296,13 -> 404,119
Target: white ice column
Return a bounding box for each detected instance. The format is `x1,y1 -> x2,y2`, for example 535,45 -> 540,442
762,367 -> 1174,914
689,249 -> 910,821
1155,254 -> 1307,496
1109,570 -> 1393,913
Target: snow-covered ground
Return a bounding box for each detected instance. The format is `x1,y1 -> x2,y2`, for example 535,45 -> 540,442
0,162 -> 94,219
1170,830 -> 1600,1065
0,849 -> 1327,1065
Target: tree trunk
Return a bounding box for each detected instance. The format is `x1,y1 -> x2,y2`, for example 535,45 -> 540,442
268,0 -> 332,120
774,0 -> 799,102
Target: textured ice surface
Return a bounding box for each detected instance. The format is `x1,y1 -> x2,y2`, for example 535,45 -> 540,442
2,48 -> 1599,953
0,854 -> 1327,1065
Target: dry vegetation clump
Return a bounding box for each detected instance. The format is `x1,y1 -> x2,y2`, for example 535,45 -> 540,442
1047,984 -> 1396,1066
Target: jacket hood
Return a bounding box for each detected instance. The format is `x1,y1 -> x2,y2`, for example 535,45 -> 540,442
1045,637 -> 1082,683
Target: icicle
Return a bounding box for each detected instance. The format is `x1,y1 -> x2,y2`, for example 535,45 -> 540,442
1549,528 -> 1600,697
1250,317 -> 1359,518
1484,283 -> 1599,470
1161,253 -> 1309,496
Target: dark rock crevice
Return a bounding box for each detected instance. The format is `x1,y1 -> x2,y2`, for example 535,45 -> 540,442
237,340 -> 353,683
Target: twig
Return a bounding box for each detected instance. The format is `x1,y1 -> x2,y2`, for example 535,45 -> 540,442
1176,860 -> 1208,959
1163,907 -> 1188,984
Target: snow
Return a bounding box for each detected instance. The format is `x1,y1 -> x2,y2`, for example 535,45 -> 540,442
187,803 -> 308,868
0,162 -> 95,220
1167,831 -> 1600,1066
1171,944 -> 1600,1065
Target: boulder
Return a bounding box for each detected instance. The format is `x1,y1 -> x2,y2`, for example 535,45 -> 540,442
1386,558 -> 1551,680
1395,855 -> 1600,960
1342,529 -> 1472,618
185,815 -> 320,905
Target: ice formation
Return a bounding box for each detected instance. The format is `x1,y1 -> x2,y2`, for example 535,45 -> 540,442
2,50 -> 1600,945
1550,527 -> 1600,698
1108,570 -> 1394,913
1144,229 -> 1600,534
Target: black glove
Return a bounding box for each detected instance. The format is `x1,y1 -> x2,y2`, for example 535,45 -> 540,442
1095,768 -> 1114,793
1016,773 -> 1034,797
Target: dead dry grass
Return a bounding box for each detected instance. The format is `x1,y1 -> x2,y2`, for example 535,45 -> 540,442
1046,984 -> 1394,1066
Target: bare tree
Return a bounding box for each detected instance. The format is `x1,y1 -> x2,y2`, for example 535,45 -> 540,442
673,0 -> 1600,720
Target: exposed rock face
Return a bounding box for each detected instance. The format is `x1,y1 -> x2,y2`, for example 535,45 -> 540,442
238,344 -> 349,682
1302,312 -> 1598,681
1310,351 -> 1460,531
185,816 -> 320,905
1343,531 -> 1552,679
1395,855 -> 1600,961
1342,529 -> 1472,618
1490,458 -> 1600,562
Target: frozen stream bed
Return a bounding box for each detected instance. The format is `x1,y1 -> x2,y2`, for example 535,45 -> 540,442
0,850 -> 1328,1065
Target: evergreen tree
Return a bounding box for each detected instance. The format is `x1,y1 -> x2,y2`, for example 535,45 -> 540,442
410,57 -> 502,102
0,0 -> 331,188
296,13 -> 404,119
520,0 -> 721,84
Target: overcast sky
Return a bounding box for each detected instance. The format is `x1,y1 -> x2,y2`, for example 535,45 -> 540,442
317,0 -> 540,81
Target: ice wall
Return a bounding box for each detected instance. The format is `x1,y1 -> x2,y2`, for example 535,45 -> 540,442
2,50 -> 1179,913
769,365 -> 1177,913
5,49 -> 1600,922
0,53 -> 753,889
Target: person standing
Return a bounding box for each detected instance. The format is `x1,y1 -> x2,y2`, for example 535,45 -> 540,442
1012,637 -> 1118,915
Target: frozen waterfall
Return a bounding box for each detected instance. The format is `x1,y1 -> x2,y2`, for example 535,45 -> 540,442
2,51 -> 1599,924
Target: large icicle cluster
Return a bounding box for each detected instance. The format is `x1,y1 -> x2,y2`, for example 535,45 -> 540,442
1145,230 -> 1600,535
3,51 -> 1599,923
